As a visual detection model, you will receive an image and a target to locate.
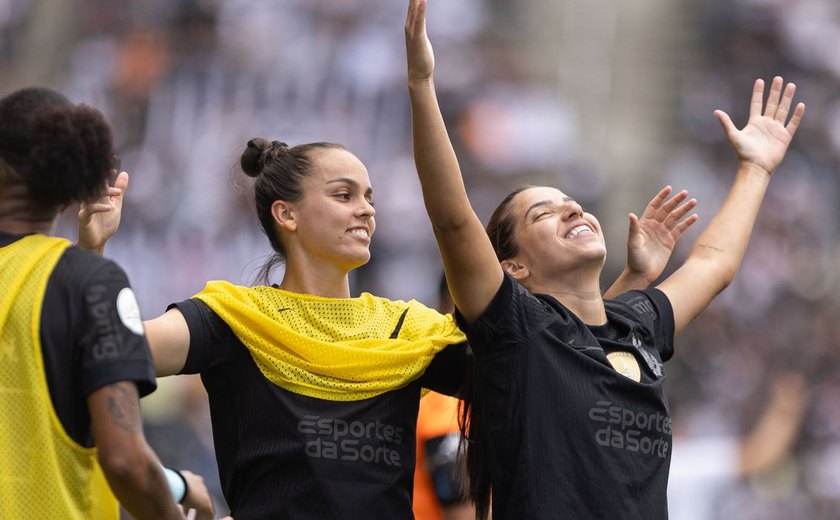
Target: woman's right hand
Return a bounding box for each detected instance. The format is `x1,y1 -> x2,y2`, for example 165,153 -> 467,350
77,170 -> 128,255
405,0 -> 435,84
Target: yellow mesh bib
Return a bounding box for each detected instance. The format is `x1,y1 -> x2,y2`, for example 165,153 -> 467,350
0,234 -> 118,519
195,281 -> 466,401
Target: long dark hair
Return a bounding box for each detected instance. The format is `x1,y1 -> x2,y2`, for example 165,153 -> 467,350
0,87 -> 116,210
459,185 -> 532,520
239,138 -> 347,283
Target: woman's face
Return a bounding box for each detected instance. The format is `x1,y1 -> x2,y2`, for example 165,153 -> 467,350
290,148 -> 376,271
507,186 -> 606,276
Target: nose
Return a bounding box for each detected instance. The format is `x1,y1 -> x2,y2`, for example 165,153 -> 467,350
563,200 -> 584,220
358,198 -> 375,219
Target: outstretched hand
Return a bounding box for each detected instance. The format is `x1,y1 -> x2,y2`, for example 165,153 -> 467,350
626,186 -> 698,284
714,76 -> 805,176
405,0 -> 434,83
77,171 -> 128,255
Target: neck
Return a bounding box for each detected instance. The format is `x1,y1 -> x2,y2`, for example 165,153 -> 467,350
523,269 -> 607,325
278,256 -> 353,298
0,186 -> 56,235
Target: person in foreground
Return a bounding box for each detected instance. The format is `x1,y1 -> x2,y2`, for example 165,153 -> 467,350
81,119 -> 696,518
404,1 -> 806,518
0,87 -> 213,519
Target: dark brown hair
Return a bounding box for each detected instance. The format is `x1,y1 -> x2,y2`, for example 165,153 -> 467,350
0,87 -> 116,209
458,185 -> 533,520
240,138 -> 347,282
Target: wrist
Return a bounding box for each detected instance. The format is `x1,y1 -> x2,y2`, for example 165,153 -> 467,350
162,465 -> 189,504
739,160 -> 774,178
76,240 -> 104,255
621,265 -> 655,286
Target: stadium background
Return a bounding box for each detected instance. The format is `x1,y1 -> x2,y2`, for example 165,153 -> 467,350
2,0 -> 840,517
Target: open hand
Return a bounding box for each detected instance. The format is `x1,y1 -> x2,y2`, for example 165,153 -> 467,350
714,77 -> 805,176
626,186 -> 698,284
77,171 -> 128,254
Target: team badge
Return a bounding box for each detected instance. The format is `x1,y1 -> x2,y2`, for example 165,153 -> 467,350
606,351 -> 641,382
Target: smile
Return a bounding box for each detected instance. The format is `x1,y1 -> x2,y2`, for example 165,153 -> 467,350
565,224 -> 594,239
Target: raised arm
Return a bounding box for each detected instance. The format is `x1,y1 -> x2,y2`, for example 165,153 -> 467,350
406,0 -> 503,323
657,77 -> 805,334
604,186 -> 698,299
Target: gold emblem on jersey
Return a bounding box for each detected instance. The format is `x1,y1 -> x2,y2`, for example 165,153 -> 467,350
607,351 -> 641,382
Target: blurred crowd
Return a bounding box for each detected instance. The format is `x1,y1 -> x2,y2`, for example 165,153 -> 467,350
2,0 -> 839,517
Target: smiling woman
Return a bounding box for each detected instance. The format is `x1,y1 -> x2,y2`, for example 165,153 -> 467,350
80,135 -> 470,519
404,0 -> 805,518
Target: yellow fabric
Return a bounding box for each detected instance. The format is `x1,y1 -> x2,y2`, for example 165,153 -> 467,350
0,234 -> 118,519
195,281 -> 466,401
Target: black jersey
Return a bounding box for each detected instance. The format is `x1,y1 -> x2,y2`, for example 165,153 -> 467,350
173,298 -> 468,520
457,274 -> 674,520
0,232 -> 156,447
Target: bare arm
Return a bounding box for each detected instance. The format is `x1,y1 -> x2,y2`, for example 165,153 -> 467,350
406,0 -> 503,323
88,381 -> 184,520
657,77 -> 805,334
144,308 -> 192,377
738,372 -> 807,477
604,186 -> 698,299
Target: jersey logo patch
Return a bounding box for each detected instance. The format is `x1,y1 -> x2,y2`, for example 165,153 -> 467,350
116,288 -> 144,336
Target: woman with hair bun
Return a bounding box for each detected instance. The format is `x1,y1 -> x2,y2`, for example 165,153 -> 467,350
0,87 -> 213,519
84,126 -> 694,517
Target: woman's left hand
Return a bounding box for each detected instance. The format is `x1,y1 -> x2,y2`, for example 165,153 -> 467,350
77,171 -> 128,255
625,185 -> 698,284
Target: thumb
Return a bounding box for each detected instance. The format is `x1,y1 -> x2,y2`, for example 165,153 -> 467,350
628,213 -> 640,235
713,110 -> 737,140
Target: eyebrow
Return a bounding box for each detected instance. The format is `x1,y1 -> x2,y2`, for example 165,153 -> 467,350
524,197 -> 574,221
326,177 -> 374,196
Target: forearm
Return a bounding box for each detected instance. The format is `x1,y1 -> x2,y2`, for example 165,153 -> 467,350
685,162 -> 770,287
101,449 -> 183,520
409,78 -> 474,232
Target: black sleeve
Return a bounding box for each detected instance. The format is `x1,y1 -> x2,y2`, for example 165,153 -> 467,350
169,298 -> 238,375
419,342 -> 471,396
73,254 -> 157,398
454,273 -> 555,355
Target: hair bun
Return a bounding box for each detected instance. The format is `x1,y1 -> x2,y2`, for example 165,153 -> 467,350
241,138 -> 290,177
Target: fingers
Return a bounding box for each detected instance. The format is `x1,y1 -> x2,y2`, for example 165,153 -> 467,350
774,82 -> 795,123
671,213 -> 698,240
786,102 -> 806,136
645,186 -> 672,212
665,196 -> 697,222
748,78 -> 765,119
659,189 -> 688,214
762,76 -> 784,119
405,0 -> 426,36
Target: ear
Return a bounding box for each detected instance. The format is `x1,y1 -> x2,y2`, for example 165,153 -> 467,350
501,258 -> 529,281
271,200 -> 297,232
